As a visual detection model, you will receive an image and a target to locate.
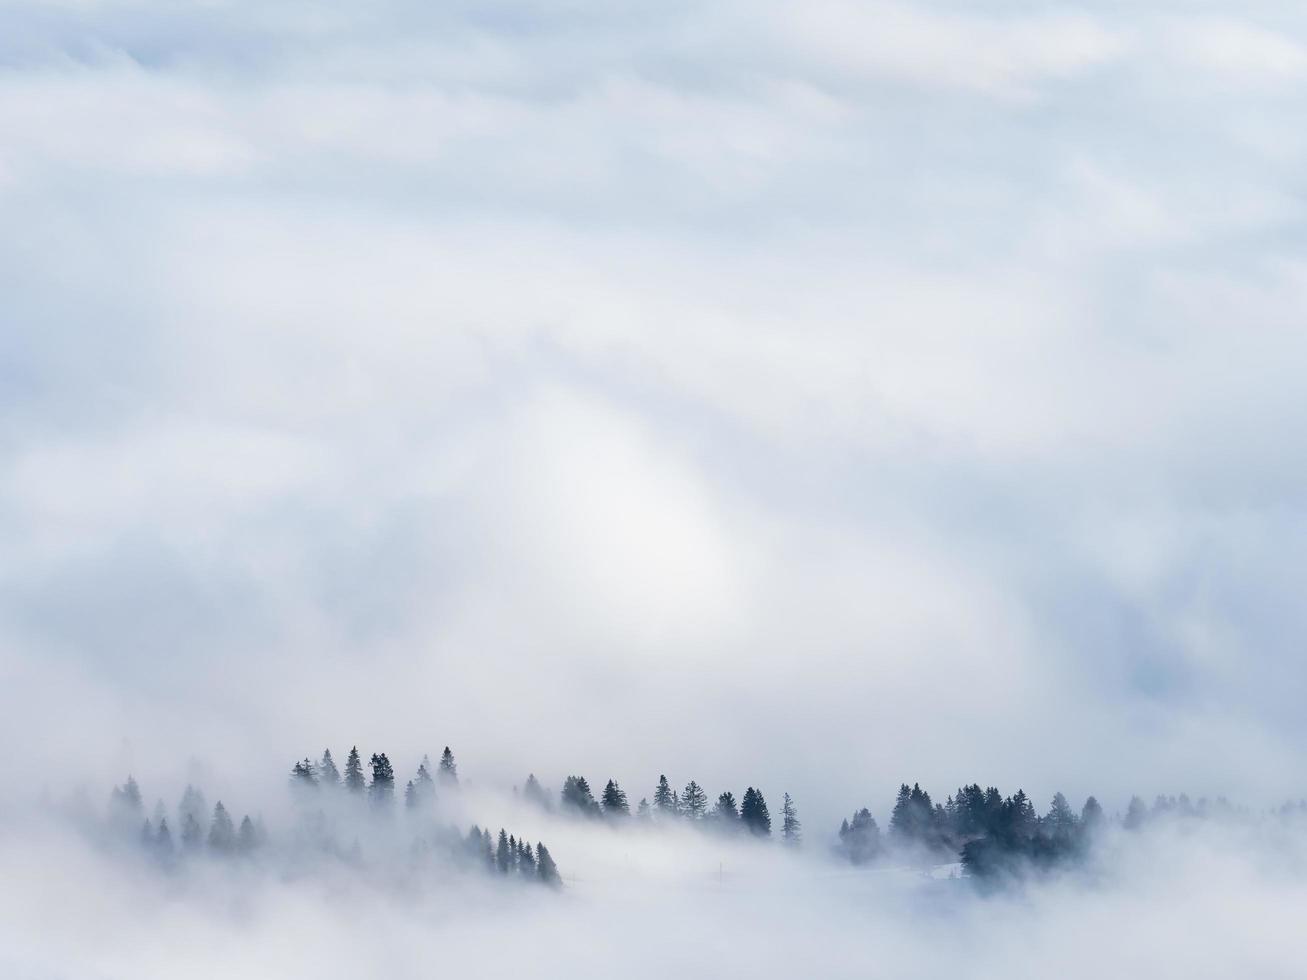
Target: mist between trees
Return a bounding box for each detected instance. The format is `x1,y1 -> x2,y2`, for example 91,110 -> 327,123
85,745 -> 1307,895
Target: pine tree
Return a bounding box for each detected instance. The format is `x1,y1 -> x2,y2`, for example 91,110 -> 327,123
181,812 -> 202,852
888,784 -> 913,843
653,775 -> 677,817
536,842 -> 561,887
439,747 -> 458,786
740,787 -> 771,837
496,829 -> 512,874
636,798 -> 652,820
415,757 -> 436,804
1045,792 -> 1076,839
837,808 -> 880,864
681,781 -> 708,821
561,776 -> 600,817
601,779 -> 630,818
140,817 -> 154,848
178,785 -> 207,829
344,746 -> 366,794
524,774 -> 549,809
712,791 -> 740,828
781,793 -> 801,846
208,801 -> 235,853
290,758 -> 319,789
319,749 -> 341,787
520,842 -> 537,877
156,817 -> 173,855
369,753 -> 395,807
1124,795 -> 1147,830
237,815 -> 258,853
1081,796 -> 1104,831
405,780 -> 418,809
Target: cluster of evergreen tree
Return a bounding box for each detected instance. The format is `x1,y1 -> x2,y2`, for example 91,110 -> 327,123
833,781 -> 1270,883
106,745 -> 564,888
110,776 -> 265,862
539,773 -> 798,842
459,826 -> 561,887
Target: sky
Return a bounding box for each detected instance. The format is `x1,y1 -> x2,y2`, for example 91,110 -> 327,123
2,0 -> 1307,836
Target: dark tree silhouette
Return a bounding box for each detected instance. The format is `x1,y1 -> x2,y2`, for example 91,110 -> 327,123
653,775 -> 678,818
740,787 -> 771,837
561,776 -> 601,817
836,808 -> 880,864
496,829 -> 512,874
439,747 -> 458,786
712,791 -> 740,828
524,773 -> 550,809
344,746 -> 366,794
536,842 -> 561,887
369,753 -> 395,807
601,779 -> 630,818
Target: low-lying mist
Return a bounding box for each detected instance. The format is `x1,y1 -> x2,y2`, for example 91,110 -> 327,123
4,751 -> 1306,979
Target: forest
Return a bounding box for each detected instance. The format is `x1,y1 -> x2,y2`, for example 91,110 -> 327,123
101,746 -> 1307,890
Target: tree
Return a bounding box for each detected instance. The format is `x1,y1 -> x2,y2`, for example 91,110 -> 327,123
653,775 -> 677,818
414,757 -> 436,805
836,808 -> 880,864
178,785 -> 207,829
208,801 -> 235,853
369,753 -> 395,807
344,746 -> 366,794
155,818 -> 173,856
524,774 -> 549,809
561,776 -> 600,817
519,842 -> 536,877
319,749 -> 341,787
496,829 -> 512,874
740,787 -> 771,837
636,797 -> 651,820
536,842 -> 561,887
290,758 -> 318,789
1044,792 -> 1076,839
712,791 -> 740,828
1081,796 -> 1104,832
681,781 -> 708,821
439,747 -> 458,786
237,815 -> 259,854
781,793 -> 801,846
1124,795 -> 1147,830
601,779 -> 630,818
888,784 -> 913,842
405,780 -> 418,810
180,812 -> 203,852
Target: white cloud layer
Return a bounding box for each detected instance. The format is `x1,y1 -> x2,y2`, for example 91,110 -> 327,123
2,0 -> 1306,841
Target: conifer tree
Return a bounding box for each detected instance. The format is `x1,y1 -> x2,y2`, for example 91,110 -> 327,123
439,747 -> 458,786
712,791 -> 740,828
344,746 -> 366,794
140,817 -> 154,848
520,842 -> 536,877
1081,796 -> 1104,831
636,798 -> 651,820
496,829 -> 512,874
290,758 -> 318,789
1045,792 -> 1076,839
740,787 -> 771,837
181,812 -> 202,852
369,753 -> 395,807
1124,795 -> 1147,830
681,781 -> 708,821
415,757 -> 436,804
653,775 -> 677,817
536,842 -> 561,887
156,817 -> 173,855
561,775 -> 600,817
837,808 -> 880,864
524,774 -> 549,809
601,779 -> 630,818
237,815 -> 258,853
405,780 -> 418,809
319,749 -> 341,787
208,801 -> 235,853
781,792 -> 801,846
178,785 -> 207,829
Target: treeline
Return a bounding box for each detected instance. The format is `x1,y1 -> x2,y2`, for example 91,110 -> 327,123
520,773 -> 803,844
103,744 -> 562,888
835,782 -> 1275,883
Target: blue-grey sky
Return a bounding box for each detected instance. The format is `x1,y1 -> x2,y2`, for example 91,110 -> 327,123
2,0 -> 1306,830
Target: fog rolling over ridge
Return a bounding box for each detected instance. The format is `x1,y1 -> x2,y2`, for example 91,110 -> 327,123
3,0 -> 1307,975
